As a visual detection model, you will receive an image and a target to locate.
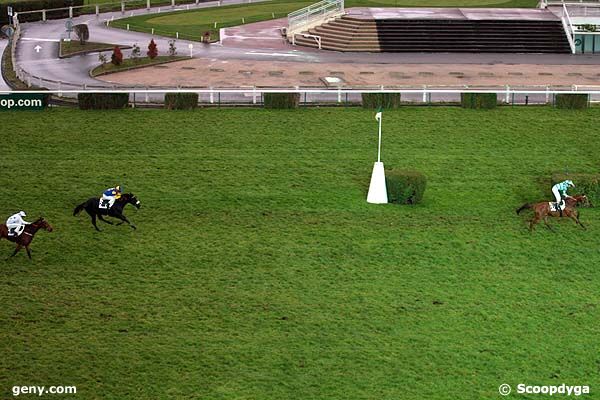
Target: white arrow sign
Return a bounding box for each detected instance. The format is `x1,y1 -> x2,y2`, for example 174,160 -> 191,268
34,45 -> 42,53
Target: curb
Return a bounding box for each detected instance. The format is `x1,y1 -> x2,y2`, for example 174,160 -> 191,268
89,56 -> 188,77
58,40 -> 132,59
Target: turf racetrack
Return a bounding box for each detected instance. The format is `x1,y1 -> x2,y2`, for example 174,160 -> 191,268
1,107 -> 600,399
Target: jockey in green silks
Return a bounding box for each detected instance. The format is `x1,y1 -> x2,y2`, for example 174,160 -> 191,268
551,179 -> 575,215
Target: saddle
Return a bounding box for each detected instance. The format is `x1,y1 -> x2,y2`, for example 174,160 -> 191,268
549,202 -> 565,212
99,198 -> 112,210
5,228 -> 22,242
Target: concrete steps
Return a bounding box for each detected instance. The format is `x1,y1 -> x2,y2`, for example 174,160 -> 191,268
293,14 -> 572,53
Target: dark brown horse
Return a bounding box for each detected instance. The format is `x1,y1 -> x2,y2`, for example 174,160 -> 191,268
516,195 -> 589,231
73,193 -> 141,231
0,217 -> 54,259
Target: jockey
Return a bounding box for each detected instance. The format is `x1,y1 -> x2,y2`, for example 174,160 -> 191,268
6,211 -> 30,237
552,179 -> 575,214
100,185 -> 123,209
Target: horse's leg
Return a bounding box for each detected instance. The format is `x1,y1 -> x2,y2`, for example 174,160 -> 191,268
98,215 -> 114,225
91,214 -> 101,232
543,216 -> 555,232
114,214 -> 136,230
25,245 -> 32,260
529,213 -> 540,231
572,211 -> 587,230
8,244 -> 22,259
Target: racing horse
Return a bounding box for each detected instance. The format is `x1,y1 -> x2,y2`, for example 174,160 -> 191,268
0,217 -> 54,259
73,193 -> 141,231
516,194 -> 590,231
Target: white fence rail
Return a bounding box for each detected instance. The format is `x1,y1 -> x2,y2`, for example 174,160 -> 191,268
11,0 -> 259,26
543,0 -> 600,6
287,0 -> 344,37
3,87 -> 600,106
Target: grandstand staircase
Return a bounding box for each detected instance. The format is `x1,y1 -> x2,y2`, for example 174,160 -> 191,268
293,15 -> 572,53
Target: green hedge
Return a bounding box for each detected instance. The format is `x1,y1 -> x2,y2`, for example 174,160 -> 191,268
551,173 -> 599,205
362,93 -> 401,109
77,93 -> 129,110
386,170 -> 427,205
555,94 -> 589,109
461,93 -> 497,109
164,93 -> 198,110
263,93 -> 300,109
1,0 -> 84,25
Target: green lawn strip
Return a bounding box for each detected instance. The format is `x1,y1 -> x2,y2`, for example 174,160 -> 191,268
111,0 -> 538,41
1,107 -> 599,399
59,40 -> 130,58
90,55 -> 188,76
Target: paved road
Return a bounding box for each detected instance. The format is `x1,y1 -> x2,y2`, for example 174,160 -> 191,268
12,1 -> 600,91
15,0 -> 293,88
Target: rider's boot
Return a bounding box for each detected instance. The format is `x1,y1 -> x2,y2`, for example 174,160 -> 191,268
559,201 -> 563,217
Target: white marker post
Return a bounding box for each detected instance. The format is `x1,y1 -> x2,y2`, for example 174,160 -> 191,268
367,108 -> 388,204
188,43 -> 193,58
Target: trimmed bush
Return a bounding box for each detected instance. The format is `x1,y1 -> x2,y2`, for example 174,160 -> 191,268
147,39 -> 158,59
555,94 -> 589,109
263,93 -> 300,109
77,93 -> 129,110
362,93 -> 401,109
386,169 -> 427,205
551,173 -> 599,205
1,0 -> 84,25
164,93 -> 198,110
111,46 -> 123,66
461,93 -> 497,109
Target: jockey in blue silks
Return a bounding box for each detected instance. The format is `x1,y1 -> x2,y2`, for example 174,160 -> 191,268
100,185 -> 122,209
551,179 -> 575,215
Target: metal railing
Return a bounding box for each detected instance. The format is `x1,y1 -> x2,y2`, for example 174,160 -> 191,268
561,3 -> 577,53
11,0 -> 261,27
287,0 -> 344,37
543,0 -> 600,6
3,86 -> 600,106
292,33 -> 322,48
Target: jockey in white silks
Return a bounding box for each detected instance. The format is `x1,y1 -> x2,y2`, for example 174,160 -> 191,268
6,211 -> 31,237
552,179 -> 575,214
100,185 -> 122,209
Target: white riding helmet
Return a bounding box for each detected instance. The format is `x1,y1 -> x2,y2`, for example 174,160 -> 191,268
566,180 -> 575,187
18,211 -> 26,217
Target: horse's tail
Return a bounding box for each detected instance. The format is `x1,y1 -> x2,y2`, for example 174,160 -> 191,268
516,203 -> 532,215
73,202 -> 86,216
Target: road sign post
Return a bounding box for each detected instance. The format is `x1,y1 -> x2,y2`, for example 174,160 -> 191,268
65,19 -> 73,40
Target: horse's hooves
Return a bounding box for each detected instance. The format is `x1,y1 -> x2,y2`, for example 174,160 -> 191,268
131,225 -> 137,230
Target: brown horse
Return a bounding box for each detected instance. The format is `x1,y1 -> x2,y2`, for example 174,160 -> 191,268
516,195 -> 589,231
0,217 -> 53,259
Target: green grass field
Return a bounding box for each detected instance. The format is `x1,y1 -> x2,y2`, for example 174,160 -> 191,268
1,107 -> 600,399
112,0 -> 538,41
